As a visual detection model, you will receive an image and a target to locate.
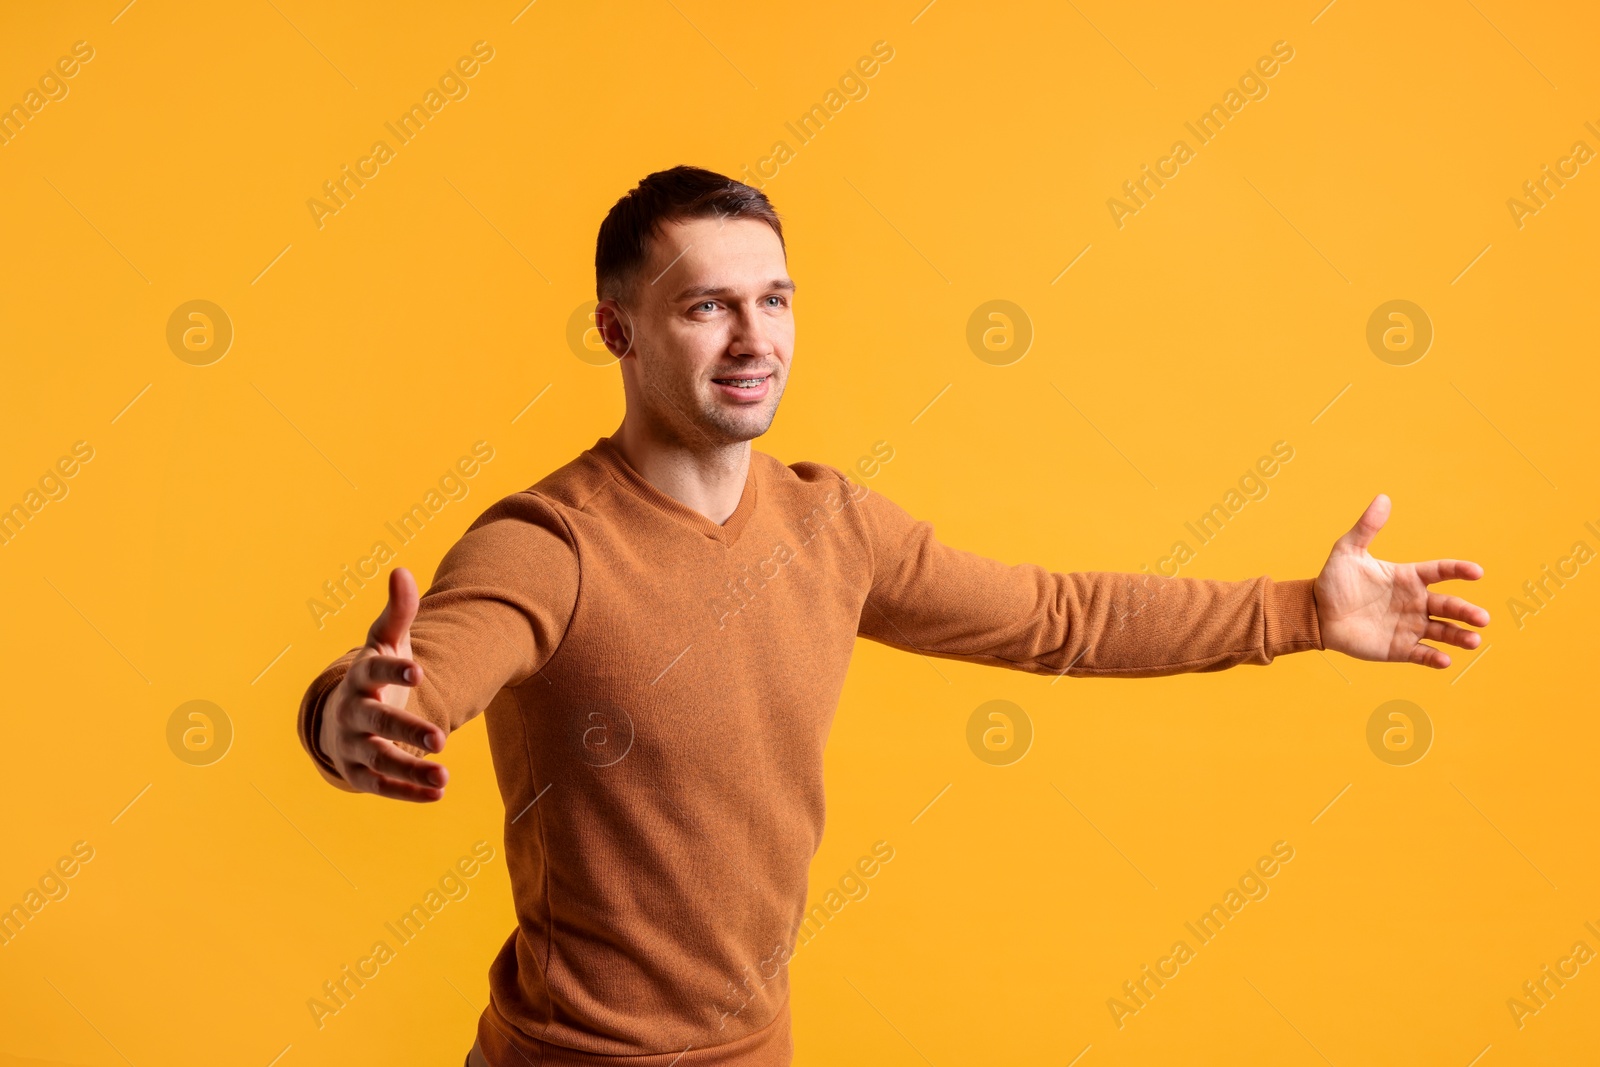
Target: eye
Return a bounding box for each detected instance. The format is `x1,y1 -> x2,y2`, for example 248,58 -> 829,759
693,300 -> 717,313
765,295 -> 788,308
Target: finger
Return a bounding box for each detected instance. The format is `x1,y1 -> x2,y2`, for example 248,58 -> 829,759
1338,493 -> 1390,553
349,697 -> 445,754
1424,619 -> 1482,650
1414,558 -> 1484,585
343,761 -> 445,803
1407,640 -> 1451,669
1427,591 -> 1490,627
362,736 -> 450,789
347,653 -> 423,694
367,567 -> 419,650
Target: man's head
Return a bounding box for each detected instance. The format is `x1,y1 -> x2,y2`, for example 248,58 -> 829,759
594,166 -> 795,447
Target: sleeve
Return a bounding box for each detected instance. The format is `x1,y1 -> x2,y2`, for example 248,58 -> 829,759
849,476 -> 1323,678
295,490 -> 581,791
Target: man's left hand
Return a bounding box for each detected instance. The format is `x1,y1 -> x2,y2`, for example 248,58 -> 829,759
1314,493 -> 1490,669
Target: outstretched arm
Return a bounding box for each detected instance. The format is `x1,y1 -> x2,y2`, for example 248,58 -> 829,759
848,479 -> 1486,677
296,491 -> 579,798
850,477 -> 1322,678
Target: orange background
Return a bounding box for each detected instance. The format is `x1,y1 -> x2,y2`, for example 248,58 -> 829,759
1,1 -> 1596,1064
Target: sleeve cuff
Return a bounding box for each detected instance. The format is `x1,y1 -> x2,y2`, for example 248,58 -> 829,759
297,656 -> 360,793
1264,577 -> 1324,659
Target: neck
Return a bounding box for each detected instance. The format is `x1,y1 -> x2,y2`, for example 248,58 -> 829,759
611,413 -> 751,526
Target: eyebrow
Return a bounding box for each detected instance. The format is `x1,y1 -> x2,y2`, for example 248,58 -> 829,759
670,279 -> 797,302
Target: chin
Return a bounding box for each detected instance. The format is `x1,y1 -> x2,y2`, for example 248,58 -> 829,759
701,405 -> 777,443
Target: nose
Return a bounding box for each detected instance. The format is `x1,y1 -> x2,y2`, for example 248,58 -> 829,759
729,302 -> 777,361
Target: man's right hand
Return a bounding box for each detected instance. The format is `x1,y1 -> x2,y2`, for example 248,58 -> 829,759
318,567 -> 450,801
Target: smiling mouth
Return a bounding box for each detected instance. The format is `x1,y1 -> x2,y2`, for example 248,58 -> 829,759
711,373 -> 771,390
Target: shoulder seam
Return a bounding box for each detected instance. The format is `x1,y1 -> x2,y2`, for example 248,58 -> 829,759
460,486 -> 584,690
828,464 -> 881,591
509,487 -> 583,690
570,474 -> 613,515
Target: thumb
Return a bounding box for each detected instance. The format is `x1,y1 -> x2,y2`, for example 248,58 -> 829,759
1338,493 -> 1390,553
367,567 -> 418,650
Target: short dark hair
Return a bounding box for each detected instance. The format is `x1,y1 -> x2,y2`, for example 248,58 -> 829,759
595,165 -> 785,302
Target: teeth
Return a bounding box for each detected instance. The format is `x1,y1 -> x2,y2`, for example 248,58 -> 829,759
718,378 -> 764,387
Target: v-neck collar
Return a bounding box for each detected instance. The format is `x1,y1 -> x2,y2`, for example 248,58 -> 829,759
590,435 -> 758,548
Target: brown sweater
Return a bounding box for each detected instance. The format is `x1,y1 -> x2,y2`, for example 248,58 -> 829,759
296,435 -> 1324,1065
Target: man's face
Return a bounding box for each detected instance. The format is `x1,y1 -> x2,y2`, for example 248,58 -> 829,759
600,215 -> 795,446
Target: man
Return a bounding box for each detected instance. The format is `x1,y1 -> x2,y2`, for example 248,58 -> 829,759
295,165 -> 1489,1066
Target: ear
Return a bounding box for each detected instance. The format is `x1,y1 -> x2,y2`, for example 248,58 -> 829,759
596,299 -> 635,359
